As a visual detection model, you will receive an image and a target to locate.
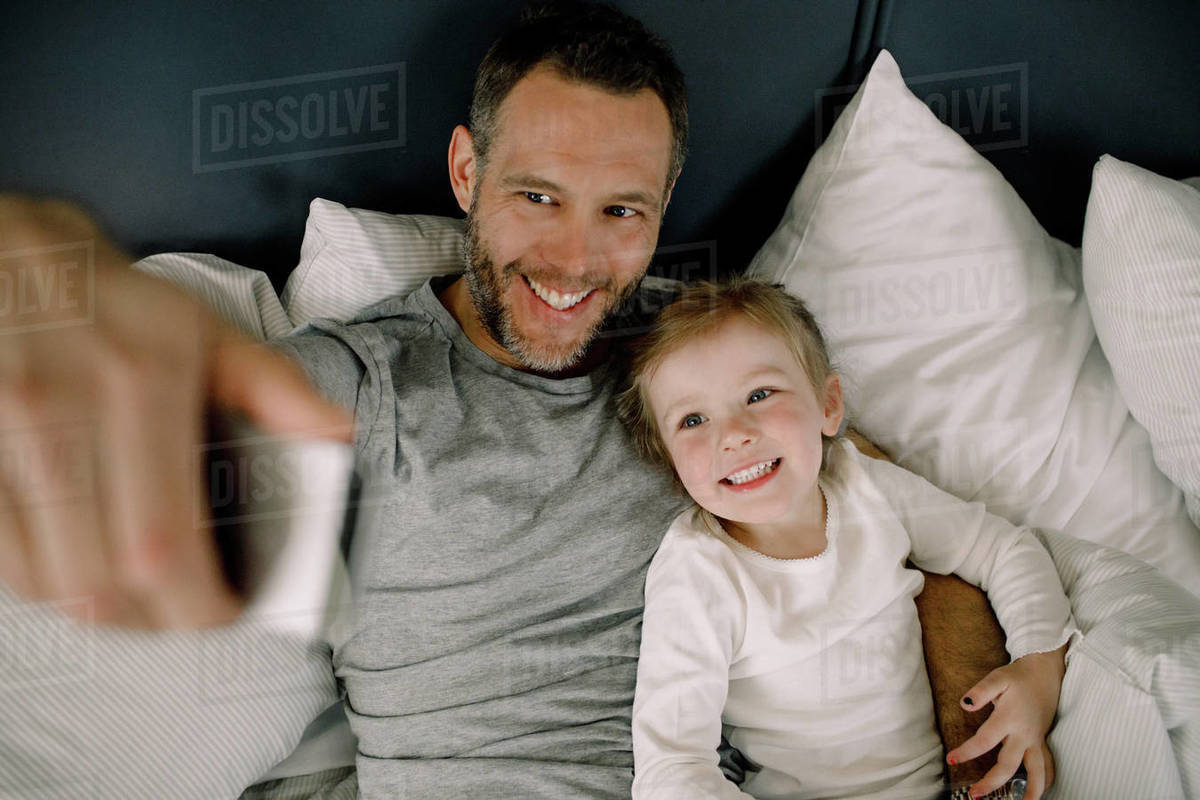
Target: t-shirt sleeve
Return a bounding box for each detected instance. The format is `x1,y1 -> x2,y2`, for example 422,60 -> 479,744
271,323 -> 369,418
853,448 -> 1077,660
632,523 -> 755,800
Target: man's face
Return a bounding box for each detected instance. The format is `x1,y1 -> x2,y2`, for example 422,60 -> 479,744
459,66 -> 675,372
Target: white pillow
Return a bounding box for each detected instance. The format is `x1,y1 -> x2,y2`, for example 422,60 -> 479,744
135,252 -> 294,340
1083,156 -> 1200,528
748,50 -> 1200,593
281,197 -> 464,326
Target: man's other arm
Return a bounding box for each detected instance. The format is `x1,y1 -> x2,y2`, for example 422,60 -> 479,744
845,429 -> 1004,787
0,194 -> 353,627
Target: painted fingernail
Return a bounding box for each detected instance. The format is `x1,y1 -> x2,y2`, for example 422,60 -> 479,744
962,696 -> 974,706
947,755 -> 956,765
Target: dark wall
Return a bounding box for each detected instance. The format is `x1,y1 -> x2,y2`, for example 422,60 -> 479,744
878,0 -> 1200,248
2,1 -> 1196,288
0,0 -> 858,284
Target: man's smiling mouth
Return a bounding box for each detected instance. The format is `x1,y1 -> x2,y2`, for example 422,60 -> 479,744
525,275 -> 594,311
722,458 -> 781,485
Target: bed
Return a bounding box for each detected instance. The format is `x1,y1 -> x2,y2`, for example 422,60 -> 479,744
1,1 -> 1198,798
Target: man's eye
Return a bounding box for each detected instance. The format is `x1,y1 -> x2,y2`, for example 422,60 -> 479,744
525,192 -> 553,204
605,205 -> 639,218
680,413 -> 705,429
747,388 -> 773,404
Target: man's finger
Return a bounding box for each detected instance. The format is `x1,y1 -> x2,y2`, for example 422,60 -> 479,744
0,475 -> 38,600
15,418 -> 118,621
210,327 -> 353,443
99,319 -> 240,629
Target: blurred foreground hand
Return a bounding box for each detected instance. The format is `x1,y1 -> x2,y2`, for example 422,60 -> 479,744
0,195 -> 352,628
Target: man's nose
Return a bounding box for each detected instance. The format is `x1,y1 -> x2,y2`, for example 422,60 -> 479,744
539,210 -> 601,277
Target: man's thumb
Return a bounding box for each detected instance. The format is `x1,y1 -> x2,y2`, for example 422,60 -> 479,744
209,325 -> 354,442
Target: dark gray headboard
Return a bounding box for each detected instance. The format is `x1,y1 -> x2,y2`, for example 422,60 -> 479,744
3,0 -> 1197,287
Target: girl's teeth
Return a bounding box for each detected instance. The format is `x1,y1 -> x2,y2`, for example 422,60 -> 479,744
527,276 -> 589,310
724,459 -> 779,485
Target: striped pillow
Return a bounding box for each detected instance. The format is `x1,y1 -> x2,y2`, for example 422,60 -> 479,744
1082,156 -> 1200,528
281,198 -> 464,326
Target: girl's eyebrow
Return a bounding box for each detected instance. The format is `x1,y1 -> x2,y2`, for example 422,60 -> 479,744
656,394 -> 701,427
743,365 -> 789,380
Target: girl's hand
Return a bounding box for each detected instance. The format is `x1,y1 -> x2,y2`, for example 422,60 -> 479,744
944,643 -> 1068,800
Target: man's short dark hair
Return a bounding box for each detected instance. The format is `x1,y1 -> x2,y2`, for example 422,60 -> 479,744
468,1 -> 688,190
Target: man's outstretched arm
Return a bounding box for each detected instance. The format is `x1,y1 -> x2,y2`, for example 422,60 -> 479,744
845,429 -> 1005,787
0,194 -> 352,628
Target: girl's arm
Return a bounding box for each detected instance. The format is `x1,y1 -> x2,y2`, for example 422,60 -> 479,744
848,431 -> 1010,787
854,450 -> 1076,800
632,527 -> 755,800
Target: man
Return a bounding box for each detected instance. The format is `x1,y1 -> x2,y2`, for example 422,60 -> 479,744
0,3 -> 1004,797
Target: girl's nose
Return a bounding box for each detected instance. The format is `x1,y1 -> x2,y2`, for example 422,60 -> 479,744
719,414 -> 759,451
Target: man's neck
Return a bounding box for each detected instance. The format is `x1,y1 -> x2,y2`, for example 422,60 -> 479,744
437,275 -> 610,379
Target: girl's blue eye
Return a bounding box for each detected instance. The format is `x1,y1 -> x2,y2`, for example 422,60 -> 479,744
681,413 -> 704,429
748,388 -> 772,403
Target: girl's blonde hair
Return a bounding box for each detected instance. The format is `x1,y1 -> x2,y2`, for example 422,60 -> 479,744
616,276 -> 840,474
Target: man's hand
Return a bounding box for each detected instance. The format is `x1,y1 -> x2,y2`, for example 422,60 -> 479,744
945,644 -> 1068,800
0,195 -> 353,628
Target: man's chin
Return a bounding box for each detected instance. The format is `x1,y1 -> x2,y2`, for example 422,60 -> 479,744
505,329 -> 594,373
502,288 -> 614,371
504,310 -> 609,372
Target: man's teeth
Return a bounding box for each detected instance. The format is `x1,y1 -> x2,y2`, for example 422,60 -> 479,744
527,276 -> 590,310
723,459 -> 780,485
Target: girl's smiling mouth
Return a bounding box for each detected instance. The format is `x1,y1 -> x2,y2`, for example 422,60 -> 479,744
721,458 -> 781,488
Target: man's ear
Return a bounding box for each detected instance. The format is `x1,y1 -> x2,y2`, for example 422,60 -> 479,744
821,374 -> 844,437
448,125 -> 477,213
662,171 -> 679,214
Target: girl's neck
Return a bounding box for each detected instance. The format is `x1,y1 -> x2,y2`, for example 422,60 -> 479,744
722,485 -> 828,560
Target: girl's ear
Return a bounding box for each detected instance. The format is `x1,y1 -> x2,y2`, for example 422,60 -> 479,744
821,373 -> 844,436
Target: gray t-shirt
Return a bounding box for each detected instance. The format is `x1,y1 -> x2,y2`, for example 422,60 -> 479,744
274,276 -> 689,799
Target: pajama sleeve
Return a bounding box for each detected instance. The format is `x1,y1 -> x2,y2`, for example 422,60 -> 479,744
632,522 -> 756,800
855,449 -> 1077,660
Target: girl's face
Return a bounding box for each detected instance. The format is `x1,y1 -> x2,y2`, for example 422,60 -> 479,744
645,315 -> 843,531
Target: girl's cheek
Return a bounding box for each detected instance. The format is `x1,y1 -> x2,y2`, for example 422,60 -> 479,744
680,440 -> 714,489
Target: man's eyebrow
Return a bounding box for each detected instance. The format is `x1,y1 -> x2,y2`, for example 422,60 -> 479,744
498,173 -> 660,211
610,190 -> 661,211
499,173 -> 565,195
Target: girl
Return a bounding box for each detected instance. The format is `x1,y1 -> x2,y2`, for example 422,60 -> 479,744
617,277 -> 1074,800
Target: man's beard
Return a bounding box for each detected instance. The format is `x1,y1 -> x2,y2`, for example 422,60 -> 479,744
462,209 -> 642,373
